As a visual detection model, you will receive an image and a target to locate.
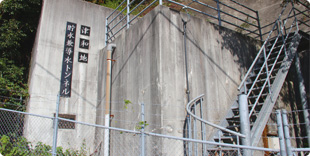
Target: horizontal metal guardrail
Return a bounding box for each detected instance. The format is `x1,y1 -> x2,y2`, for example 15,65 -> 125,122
167,0 -> 262,40
105,0 -> 262,44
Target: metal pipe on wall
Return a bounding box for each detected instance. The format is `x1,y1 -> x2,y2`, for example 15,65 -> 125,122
104,44 -> 116,156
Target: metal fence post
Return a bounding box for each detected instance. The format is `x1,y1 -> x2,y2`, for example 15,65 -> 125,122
141,103 -> 145,156
216,0 -> 221,26
238,94 -> 251,155
52,94 -> 60,156
218,130 -> 223,156
200,100 -> 207,156
282,110 -> 293,155
127,0 -> 130,29
188,115 -> 192,156
255,11 -> 263,41
276,110 -> 287,156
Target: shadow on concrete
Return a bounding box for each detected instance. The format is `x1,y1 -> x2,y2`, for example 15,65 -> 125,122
33,63 -> 96,109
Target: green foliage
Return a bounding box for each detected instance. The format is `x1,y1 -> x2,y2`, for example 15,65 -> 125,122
0,0 -> 41,110
0,134 -> 30,156
235,17 -> 256,34
0,134 -> 87,156
136,121 -> 149,130
85,0 -> 157,16
123,99 -> 132,109
103,0 -> 124,10
0,0 -> 41,65
0,58 -> 28,110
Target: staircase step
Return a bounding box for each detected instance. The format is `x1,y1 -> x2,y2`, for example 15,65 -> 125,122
249,86 -> 269,92
246,77 -> 275,90
266,41 -> 291,51
226,123 -> 254,130
231,102 -> 264,114
267,35 -> 294,48
248,93 -> 268,99
248,68 -> 279,78
253,62 -> 282,74
214,135 -> 238,143
267,55 -> 285,64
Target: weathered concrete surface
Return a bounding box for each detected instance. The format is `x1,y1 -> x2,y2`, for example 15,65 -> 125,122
25,0 -> 117,152
99,5 -> 260,155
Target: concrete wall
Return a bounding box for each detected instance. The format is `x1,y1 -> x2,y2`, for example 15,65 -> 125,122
26,0 -> 262,153
25,0 -> 117,152
99,5 -> 260,155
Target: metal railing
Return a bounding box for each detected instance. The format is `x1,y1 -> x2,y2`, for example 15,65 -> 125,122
237,1 -> 302,118
185,94 -> 245,155
105,0 -> 162,45
105,0 -> 262,45
257,0 -> 310,39
167,0 -> 262,40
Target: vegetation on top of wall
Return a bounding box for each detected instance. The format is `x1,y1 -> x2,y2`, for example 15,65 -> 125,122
85,0 -> 158,16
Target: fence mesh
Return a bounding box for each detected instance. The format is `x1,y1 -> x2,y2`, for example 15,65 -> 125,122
1,107 -> 310,156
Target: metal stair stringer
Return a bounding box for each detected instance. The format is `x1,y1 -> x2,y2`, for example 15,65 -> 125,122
250,32 -> 302,147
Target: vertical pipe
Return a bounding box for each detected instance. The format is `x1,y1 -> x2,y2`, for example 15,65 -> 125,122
193,104 -> 197,156
183,18 -> 191,156
216,0 -> 221,26
256,11 -> 263,41
237,136 -> 240,155
295,50 -> 310,146
238,94 -> 251,155
276,110 -> 287,156
127,0 -> 130,29
282,110 -> 293,155
141,103 -> 145,156
159,0 -> 162,5
218,130 -> 222,156
104,44 -> 116,156
183,20 -> 190,105
200,99 -> 207,156
188,115 -> 192,156
52,94 -> 60,156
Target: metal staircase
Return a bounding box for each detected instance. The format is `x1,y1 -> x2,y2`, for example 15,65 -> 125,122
186,0 -> 309,153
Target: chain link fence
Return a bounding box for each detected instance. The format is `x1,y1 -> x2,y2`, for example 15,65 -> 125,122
1,107 -> 310,155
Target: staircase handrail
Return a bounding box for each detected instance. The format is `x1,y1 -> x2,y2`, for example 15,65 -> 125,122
186,94 -> 246,138
237,2 -> 292,92
246,4 -> 297,96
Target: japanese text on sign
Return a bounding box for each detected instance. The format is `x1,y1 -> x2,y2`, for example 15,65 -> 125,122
60,22 -> 77,97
